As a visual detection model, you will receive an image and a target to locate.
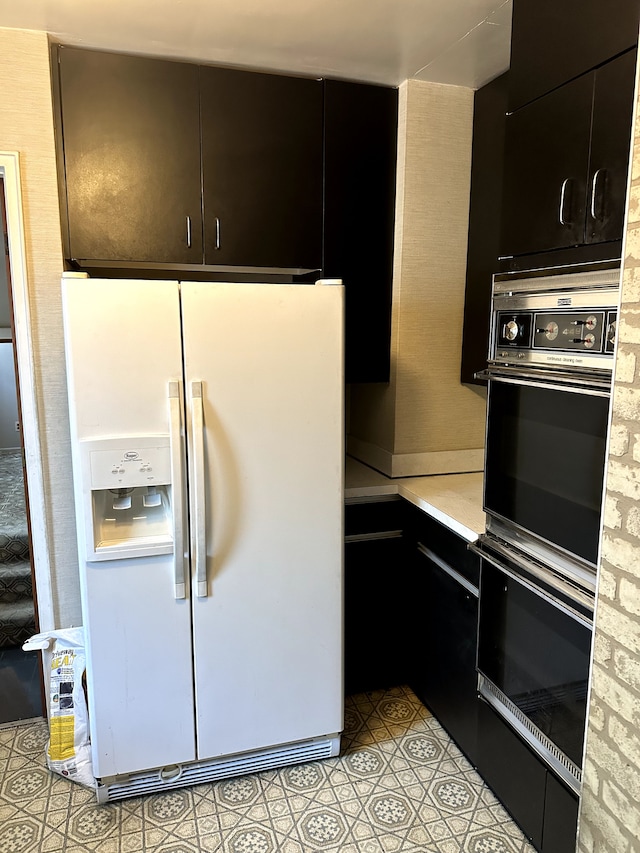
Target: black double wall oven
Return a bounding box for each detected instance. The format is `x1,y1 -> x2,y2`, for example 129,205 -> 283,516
474,265 -> 620,795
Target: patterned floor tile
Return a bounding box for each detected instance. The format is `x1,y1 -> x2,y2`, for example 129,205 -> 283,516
0,686 -> 538,853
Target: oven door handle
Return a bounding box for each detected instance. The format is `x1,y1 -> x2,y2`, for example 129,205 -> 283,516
469,540 -> 593,628
476,366 -> 610,397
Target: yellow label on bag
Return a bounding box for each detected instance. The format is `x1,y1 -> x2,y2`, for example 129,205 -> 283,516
48,716 -> 76,761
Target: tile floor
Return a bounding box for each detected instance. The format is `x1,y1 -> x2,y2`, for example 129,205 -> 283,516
0,685 -> 536,853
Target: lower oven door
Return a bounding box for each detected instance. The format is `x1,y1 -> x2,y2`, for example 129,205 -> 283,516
475,544 -> 593,794
483,370 -> 610,568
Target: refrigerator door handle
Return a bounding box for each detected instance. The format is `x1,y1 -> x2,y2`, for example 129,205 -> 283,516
168,381 -> 187,600
190,380 -> 208,597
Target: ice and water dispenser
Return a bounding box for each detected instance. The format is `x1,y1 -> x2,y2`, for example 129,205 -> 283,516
78,436 -> 174,560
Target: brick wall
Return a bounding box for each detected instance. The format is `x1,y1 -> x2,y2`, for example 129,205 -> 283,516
578,67 -> 640,852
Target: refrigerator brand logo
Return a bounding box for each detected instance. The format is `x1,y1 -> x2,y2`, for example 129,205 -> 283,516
123,451 -> 140,461
557,297 -> 572,306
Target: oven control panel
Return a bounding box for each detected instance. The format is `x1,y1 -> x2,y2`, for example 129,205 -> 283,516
490,270 -> 621,371
496,309 -> 617,354
492,305 -> 618,370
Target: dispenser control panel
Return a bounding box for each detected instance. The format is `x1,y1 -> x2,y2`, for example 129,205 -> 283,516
89,445 -> 171,488
81,437 -> 172,489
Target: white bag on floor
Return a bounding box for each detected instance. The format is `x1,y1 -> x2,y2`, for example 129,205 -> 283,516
23,627 -> 96,789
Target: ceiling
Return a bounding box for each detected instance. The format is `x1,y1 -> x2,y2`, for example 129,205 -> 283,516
0,0 -> 511,89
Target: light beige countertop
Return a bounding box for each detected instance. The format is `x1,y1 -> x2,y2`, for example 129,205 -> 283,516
345,456 -> 486,542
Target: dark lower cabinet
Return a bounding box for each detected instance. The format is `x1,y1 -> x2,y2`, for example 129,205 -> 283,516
404,506 -> 480,764
543,772 -> 580,853
344,536 -> 408,695
476,699 -> 547,849
343,497 -> 581,852
476,699 -> 580,853
411,543 -> 479,764
344,498 -> 407,695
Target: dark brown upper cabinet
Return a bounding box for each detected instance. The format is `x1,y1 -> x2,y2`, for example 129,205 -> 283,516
586,50 -> 638,245
55,48 -> 323,272
56,46 -> 203,266
460,72 -> 508,385
200,66 -> 323,271
54,46 -> 399,382
323,79 -> 398,384
509,0 -> 640,112
500,49 -> 637,261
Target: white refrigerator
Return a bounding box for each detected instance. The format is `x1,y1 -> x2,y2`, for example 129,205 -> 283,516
61,276 -> 344,802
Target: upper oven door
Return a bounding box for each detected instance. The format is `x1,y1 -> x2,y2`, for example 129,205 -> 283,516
483,371 -> 610,567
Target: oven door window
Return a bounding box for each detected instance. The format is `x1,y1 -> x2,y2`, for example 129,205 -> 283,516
484,380 -> 609,565
478,560 -> 592,767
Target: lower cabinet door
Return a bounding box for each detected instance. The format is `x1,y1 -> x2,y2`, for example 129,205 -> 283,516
476,698 -> 547,849
411,547 -> 479,764
344,537 -> 408,695
542,772 -> 579,853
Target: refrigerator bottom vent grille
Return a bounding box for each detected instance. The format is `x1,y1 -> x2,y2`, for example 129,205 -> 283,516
96,735 -> 341,803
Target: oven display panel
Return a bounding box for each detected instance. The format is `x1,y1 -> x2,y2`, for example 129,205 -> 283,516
496,310 -> 616,355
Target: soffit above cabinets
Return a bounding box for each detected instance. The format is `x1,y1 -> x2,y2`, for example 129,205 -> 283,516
0,0 -> 511,89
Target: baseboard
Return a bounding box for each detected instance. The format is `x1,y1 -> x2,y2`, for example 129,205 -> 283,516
347,435 -> 484,478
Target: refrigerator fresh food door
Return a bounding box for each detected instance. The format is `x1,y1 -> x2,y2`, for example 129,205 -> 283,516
180,282 -> 344,760
61,278 -> 196,777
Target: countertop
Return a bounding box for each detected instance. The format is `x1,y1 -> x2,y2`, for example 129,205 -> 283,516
345,456 -> 486,542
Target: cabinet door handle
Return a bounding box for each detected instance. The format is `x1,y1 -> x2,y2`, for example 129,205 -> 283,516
186,215 -> 192,249
590,169 -> 605,221
559,178 -> 571,225
215,217 -> 221,250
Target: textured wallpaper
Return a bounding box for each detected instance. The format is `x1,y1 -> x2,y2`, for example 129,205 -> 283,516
0,29 -> 81,628
349,79 -> 486,477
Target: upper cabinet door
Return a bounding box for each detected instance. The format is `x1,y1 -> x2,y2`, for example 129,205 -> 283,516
200,66 -> 323,270
500,73 -> 594,258
57,47 -> 203,265
586,48 -> 638,245
323,79 -> 397,383
509,0 -> 640,111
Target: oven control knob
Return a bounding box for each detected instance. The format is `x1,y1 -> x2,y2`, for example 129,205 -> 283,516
586,315 -> 597,331
504,320 -> 520,342
584,333 -> 596,349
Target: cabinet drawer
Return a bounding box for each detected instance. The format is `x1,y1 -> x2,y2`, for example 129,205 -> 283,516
345,497 -> 405,538
405,505 -> 480,588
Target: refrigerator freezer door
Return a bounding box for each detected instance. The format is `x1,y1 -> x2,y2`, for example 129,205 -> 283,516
180,282 -> 344,760
61,278 -> 196,777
